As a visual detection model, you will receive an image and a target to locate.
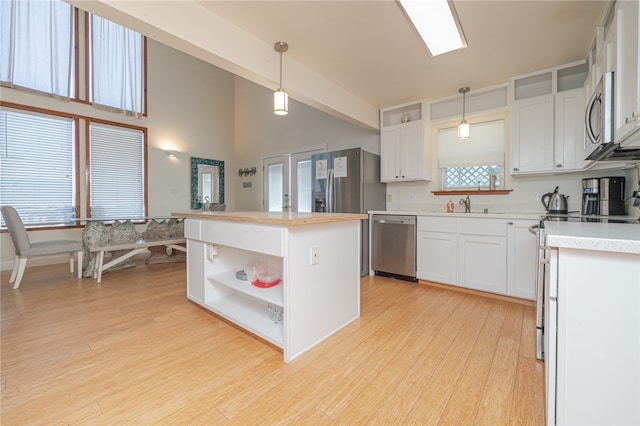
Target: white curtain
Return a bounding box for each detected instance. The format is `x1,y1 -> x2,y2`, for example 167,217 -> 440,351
0,0 -> 73,98
438,119 -> 506,168
91,15 -> 144,115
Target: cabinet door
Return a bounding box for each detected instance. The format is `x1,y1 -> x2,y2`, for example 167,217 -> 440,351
615,0 -> 640,144
511,94 -> 554,173
398,121 -> 422,180
380,126 -> 400,182
555,88 -> 585,171
458,234 -> 507,294
506,220 -> 537,300
417,231 -> 457,285
186,240 -> 206,304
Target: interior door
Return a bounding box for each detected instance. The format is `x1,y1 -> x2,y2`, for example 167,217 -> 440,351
263,155 -> 289,212
263,149 -> 323,212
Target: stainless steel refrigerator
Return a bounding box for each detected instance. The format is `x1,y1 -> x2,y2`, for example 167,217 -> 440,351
311,148 -> 386,275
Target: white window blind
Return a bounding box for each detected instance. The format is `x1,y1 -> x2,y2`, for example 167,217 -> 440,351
0,107 -> 76,227
89,122 -> 145,219
90,15 -> 144,115
0,0 -> 74,97
438,119 -> 505,168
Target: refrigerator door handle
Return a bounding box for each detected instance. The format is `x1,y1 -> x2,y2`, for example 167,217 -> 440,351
327,168 -> 334,212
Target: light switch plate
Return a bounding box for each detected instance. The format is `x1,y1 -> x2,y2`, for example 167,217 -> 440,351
310,245 -> 319,265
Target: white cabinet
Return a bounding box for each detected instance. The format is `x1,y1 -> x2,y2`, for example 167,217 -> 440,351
510,62 -> 588,175
548,247 -> 640,425
380,101 -> 431,182
511,94 -> 554,173
416,217 -> 457,285
554,88 -> 586,171
457,219 -> 507,295
184,216 -> 361,363
417,215 -> 534,301
506,220 -> 537,300
615,0 -> 640,145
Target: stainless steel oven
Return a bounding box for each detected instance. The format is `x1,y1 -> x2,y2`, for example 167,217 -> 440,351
529,222 -> 547,360
531,214 -> 640,361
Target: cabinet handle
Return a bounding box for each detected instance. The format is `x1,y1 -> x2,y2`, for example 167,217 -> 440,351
513,167 -> 519,172
556,164 -> 563,168
507,222 -> 514,225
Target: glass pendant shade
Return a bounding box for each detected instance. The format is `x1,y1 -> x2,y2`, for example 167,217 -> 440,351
274,89 -> 288,115
458,121 -> 470,139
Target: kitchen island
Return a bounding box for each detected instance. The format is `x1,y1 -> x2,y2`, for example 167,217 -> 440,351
544,221 -> 640,425
175,211 -> 367,362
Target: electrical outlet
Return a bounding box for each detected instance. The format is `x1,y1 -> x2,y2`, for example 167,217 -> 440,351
310,245 -> 319,265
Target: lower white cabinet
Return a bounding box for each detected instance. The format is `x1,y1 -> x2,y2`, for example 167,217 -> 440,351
458,233 -> 507,294
417,231 -> 457,285
416,215 -> 536,301
506,220 -> 537,300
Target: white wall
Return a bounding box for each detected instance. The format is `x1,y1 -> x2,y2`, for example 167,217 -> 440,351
233,77 -> 379,211
386,167 -> 639,216
146,39 -> 236,215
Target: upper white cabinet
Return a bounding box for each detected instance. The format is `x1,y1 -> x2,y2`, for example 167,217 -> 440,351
380,101 -> 431,182
510,62 -> 588,175
615,0 -> 640,146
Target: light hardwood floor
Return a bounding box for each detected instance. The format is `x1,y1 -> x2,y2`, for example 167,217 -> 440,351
1,261 -> 545,425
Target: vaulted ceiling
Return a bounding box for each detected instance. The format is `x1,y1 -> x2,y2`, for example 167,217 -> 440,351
68,0 -> 610,129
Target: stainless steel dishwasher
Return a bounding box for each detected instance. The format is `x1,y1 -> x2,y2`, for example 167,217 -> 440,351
371,214 -> 417,281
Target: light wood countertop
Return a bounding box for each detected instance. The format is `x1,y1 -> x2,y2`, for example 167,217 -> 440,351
173,211 -> 367,226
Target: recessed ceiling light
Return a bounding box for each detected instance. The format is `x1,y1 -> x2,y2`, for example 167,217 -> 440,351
398,0 -> 467,56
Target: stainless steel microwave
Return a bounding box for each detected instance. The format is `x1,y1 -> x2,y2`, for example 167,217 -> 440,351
585,72 -> 640,161
585,72 -> 615,160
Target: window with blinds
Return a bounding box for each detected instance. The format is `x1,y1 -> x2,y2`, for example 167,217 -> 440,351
438,119 -> 505,189
0,107 -> 76,227
89,122 -> 145,219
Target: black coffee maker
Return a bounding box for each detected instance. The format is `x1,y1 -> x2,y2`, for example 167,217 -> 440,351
582,177 -> 626,215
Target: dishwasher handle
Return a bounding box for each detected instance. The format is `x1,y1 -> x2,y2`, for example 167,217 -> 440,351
372,215 -> 416,226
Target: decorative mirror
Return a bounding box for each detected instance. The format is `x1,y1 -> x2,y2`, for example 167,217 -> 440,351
191,157 -> 225,209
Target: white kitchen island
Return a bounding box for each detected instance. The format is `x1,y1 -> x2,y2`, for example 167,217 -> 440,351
544,221 -> 640,426
175,211 -> 366,362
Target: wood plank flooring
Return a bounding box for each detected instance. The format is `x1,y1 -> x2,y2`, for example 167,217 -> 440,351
1,261 -> 545,425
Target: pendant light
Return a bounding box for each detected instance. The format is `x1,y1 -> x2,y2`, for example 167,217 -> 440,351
274,41 -> 289,116
458,87 -> 470,139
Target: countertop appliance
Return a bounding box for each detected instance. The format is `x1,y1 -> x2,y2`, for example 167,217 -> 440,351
599,176 -> 626,215
371,214 -> 417,281
585,71 -> 640,161
530,213 -> 639,361
311,148 -> 386,276
581,177 -> 626,215
581,178 -> 599,215
541,186 -> 569,214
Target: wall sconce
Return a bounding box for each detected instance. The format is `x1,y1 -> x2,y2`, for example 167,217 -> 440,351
274,41 -> 289,116
164,149 -> 180,158
238,167 -> 257,177
457,87 -> 470,139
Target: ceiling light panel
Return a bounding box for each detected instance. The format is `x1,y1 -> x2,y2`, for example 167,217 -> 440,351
399,0 -> 467,56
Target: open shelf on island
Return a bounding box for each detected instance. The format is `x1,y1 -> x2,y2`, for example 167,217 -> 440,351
207,270 -> 283,306
206,292 -> 284,348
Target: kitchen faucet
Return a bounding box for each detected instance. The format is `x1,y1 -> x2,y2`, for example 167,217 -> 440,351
459,195 -> 471,213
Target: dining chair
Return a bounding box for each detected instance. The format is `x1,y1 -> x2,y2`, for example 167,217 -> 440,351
1,206 -> 84,289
